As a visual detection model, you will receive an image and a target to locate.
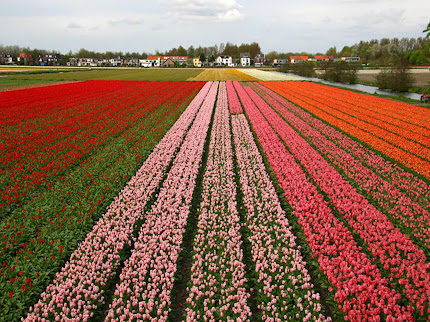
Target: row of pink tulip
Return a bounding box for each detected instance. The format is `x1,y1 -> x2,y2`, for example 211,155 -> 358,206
250,84 -> 430,250
105,82 -> 219,321
246,84 -> 430,317
232,81 -> 412,321
231,112 -> 328,322
25,82 -> 215,321
185,82 -> 251,321
252,83 -> 430,210
226,81 -> 243,114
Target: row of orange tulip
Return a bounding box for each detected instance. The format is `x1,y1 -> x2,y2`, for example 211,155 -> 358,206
262,81 -> 430,179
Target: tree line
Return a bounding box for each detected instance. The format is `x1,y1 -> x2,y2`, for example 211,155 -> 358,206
0,42 -> 262,63
324,37 -> 430,66
1,35 -> 429,66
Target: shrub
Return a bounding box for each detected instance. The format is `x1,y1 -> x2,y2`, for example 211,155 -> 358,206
320,61 -> 360,84
376,61 -> 415,92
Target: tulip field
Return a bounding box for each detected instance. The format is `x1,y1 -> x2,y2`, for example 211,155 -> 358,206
1,79 -> 430,321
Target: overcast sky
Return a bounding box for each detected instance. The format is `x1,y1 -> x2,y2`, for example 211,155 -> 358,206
1,0 -> 429,54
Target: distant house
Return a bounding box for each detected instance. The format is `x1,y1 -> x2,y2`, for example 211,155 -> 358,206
140,56 -> 188,67
273,58 -> 289,67
341,57 -> 360,62
193,57 -> 202,67
216,55 -> 234,67
68,58 -> 100,67
38,53 -> 61,66
125,58 -> 139,67
110,56 -> 124,67
254,53 -> 265,67
162,58 -> 175,67
290,56 -> 309,63
314,55 -> 333,62
1,54 -> 15,65
240,53 -> 250,67
17,53 -> 33,65
140,56 -> 160,67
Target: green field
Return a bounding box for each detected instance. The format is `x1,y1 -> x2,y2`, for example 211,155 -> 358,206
1,68 -> 204,84
0,78 -> 62,90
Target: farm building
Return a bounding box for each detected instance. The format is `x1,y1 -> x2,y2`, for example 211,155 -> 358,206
215,55 -> 235,67
140,56 -> 188,67
254,53 -> 265,67
290,56 -> 309,63
314,55 -> 333,61
341,56 -> 360,62
193,57 -> 202,67
273,58 -> 289,67
240,53 -> 251,67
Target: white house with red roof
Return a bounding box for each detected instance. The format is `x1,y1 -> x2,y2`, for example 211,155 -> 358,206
140,56 -> 188,67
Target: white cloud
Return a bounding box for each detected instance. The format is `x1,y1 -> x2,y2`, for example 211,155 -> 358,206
109,17 -> 145,26
157,0 -> 243,22
66,22 -> 82,29
218,9 -> 242,22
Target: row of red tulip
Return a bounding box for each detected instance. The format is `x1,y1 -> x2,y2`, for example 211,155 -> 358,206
24,82 -> 214,321
1,82 -> 201,269
233,81 -> 412,321
0,81 -> 181,209
185,82 -> 251,320
105,82 -> 218,321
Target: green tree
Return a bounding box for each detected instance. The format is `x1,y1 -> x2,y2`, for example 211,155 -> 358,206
199,53 -> 206,63
187,45 -> 195,58
222,42 -> 239,58
178,45 -> 187,56
376,60 -> 414,92
249,42 -> 261,58
291,61 -> 315,77
424,22 -> 430,38
339,46 -> 352,57
320,61 -> 360,84
266,51 -> 278,62
326,46 -> 337,57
